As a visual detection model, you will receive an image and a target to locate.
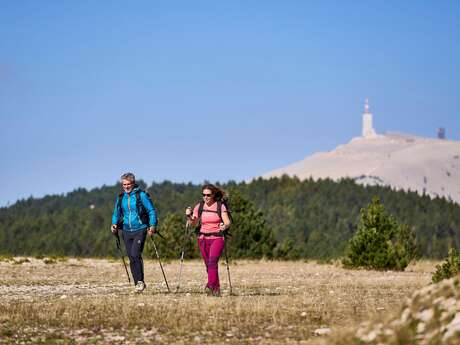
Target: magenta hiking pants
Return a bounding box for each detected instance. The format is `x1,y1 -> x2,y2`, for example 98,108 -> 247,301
198,237 -> 225,292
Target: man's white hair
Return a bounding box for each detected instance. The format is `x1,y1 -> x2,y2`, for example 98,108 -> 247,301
120,172 -> 135,183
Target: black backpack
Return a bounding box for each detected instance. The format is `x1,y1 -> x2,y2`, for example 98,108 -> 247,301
195,198 -> 233,236
117,189 -> 154,229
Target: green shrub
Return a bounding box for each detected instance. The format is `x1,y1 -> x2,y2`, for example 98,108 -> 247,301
432,248 -> 460,283
12,258 -> 30,265
0,254 -> 13,262
342,197 -> 418,270
43,257 -> 57,264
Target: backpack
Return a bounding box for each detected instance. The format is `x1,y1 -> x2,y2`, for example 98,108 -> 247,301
195,197 -> 233,236
117,189 -> 154,229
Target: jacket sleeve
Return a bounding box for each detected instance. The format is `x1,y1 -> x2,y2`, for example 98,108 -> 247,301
141,192 -> 158,227
111,196 -> 121,225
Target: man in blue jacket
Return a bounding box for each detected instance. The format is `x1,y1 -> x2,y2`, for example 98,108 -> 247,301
111,172 -> 157,293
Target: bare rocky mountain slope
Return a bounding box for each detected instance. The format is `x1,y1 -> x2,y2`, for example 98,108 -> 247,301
263,132 -> 460,204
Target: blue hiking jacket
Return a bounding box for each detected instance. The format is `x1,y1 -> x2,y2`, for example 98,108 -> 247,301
111,186 -> 158,232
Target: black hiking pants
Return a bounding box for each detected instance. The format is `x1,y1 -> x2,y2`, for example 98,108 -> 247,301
122,229 -> 147,285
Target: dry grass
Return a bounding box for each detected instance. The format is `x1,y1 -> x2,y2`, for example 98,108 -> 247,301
0,258 -> 437,344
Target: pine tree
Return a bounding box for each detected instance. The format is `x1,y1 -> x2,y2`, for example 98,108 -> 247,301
343,197 -> 417,270
225,188 -> 277,259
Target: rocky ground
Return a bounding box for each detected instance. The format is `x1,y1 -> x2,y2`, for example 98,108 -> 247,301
0,257 -> 435,344
348,274 -> 460,345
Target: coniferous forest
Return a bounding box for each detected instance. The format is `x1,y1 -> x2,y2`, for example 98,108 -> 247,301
0,176 -> 459,260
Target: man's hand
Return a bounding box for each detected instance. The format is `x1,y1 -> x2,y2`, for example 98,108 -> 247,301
147,226 -> 156,236
111,224 -> 118,234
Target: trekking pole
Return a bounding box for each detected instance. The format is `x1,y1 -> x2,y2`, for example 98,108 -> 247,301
223,234 -> 233,295
150,235 -> 171,293
176,220 -> 190,292
114,231 -> 130,283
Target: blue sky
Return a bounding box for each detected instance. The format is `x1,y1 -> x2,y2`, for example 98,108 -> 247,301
1,1 -> 459,206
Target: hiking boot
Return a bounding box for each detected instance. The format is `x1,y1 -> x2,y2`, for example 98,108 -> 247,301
135,281 -> 146,293
204,286 -> 212,296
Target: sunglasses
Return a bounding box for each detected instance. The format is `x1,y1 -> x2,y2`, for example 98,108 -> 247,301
202,193 -> 213,197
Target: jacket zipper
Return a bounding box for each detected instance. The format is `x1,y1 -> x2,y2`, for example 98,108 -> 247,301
127,193 -> 132,229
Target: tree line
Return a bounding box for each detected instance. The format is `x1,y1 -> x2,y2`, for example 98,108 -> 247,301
0,176 -> 459,259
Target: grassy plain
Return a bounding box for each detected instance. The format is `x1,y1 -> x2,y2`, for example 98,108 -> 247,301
0,258 -> 436,344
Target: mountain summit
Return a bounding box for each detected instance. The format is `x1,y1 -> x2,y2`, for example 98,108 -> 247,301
263,101 -> 460,204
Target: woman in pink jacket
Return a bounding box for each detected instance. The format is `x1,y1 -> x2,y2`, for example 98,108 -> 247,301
185,184 -> 231,296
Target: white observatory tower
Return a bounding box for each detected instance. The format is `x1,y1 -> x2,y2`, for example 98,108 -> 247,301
362,98 -> 377,138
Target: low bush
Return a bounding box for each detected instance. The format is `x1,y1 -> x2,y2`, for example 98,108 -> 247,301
432,248 -> 460,283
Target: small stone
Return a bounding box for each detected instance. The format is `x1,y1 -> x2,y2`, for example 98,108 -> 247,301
313,328 -> 332,336
60,295 -> 67,299
417,322 -> 426,333
400,308 -> 411,322
300,312 -> 307,317
384,329 -> 395,336
361,329 -> 378,342
110,336 -> 125,341
443,313 -> 460,341
417,309 -> 434,323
